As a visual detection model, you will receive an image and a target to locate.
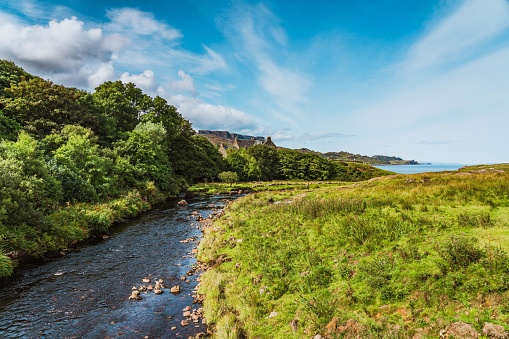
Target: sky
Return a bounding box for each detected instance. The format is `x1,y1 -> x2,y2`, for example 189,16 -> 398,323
1,0 -> 508,164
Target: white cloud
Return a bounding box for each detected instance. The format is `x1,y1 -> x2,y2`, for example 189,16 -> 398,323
87,62 -> 115,88
404,0 -> 509,72
342,0 -> 509,163
106,8 -> 182,41
226,3 -> 312,117
120,70 -> 157,91
0,16 -> 114,73
0,14 -> 127,89
271,130 -> 354,142
165,70 -> 197,97
169,94 -> 257,131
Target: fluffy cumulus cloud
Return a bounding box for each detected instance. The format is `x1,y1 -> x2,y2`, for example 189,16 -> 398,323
0,6 -> 227,91
169,94 -> 257,131
0,14 -> 126,88
0,16 -> 114,72
166,70 -> 197,97
120,70 -> 157,92
86,62 -> 115,89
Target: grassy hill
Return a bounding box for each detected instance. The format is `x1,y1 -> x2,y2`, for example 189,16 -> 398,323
197,164 -> 509,338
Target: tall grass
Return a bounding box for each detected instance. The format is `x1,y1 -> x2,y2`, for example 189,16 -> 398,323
198,165 -> 509,338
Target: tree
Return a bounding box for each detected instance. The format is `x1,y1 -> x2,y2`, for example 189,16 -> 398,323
0,77 -> 106,138
0,110 -> 21,140
0,59 -> 32,98
218,171 -> 239,186
225,148 -> 261,181
0,132 -> 62,236
49,125 -> 117,202
114,121 -> 178,194
92,81 -> 151,139
278,149 -> 336,180
247,144 -> 279,180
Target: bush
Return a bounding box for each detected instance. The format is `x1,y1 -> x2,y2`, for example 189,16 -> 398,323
439,234 -> 484,269
0,253 -> 13,278
218,171 -> 239,186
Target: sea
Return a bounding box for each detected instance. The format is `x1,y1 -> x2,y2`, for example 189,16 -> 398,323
374,163 -> 465,174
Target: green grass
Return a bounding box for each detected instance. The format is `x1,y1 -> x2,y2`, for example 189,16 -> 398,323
188,180 -> 354,195
198,165 -> 509,338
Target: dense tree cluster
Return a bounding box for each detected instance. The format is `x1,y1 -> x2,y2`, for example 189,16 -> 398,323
0,60 -> 225,272
223,145 -> 382,182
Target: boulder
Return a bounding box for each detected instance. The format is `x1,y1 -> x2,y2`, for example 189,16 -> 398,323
177,199 -> 188,206
483,323 -> 509,339
440,322 -> 480,339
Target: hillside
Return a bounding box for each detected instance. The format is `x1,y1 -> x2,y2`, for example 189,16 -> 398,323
198,130 -> 419,165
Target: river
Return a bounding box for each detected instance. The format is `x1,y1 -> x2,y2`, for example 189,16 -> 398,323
0,195 -> 233,339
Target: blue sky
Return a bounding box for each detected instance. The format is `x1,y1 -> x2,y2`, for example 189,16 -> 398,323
1,0 -> 508,164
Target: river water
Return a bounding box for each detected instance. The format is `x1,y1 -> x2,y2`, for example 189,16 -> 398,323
0,195 -> 233,339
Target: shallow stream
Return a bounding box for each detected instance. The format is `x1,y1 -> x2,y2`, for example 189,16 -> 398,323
0,195 -> 232,338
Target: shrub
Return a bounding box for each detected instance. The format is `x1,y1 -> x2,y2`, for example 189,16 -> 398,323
218,171 -> 239,186
439,234 -> 484,269
0,253 -> 13,278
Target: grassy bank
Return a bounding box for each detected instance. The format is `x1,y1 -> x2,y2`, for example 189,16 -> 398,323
188,180 -> 356,195
198,165 -> 509,338
0,183 -> 169,278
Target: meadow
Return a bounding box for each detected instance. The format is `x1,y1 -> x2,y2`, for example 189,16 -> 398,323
197,164 -> 509,338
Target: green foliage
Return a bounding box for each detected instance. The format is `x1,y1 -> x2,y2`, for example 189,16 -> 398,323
0,110 -> 21,140
334,161 -> 392,181
247,144 -> 279,181
114,121 -> 178,194
0,77 -> 106,138
278,148 -> 336,180
225,148 -> 261,181
0,253 -> 13,278
50,125 -> 118,201
0,59 -> 32,98
218,171 -> 239,186
92,80 -> 149,139
439,234 -> 485,269
225,147 -> 388,183
0,133 -> 62,230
